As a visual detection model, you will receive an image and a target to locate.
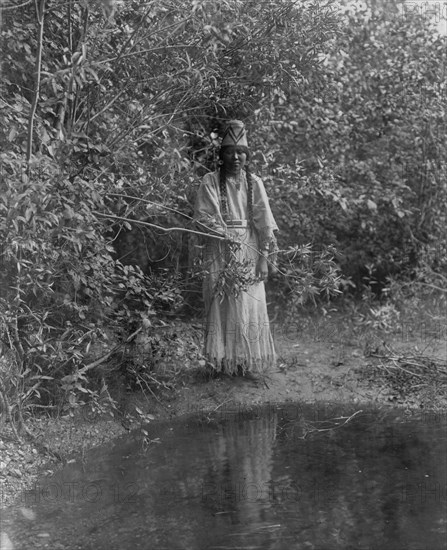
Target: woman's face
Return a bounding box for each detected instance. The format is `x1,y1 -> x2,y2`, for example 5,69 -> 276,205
221,146 -> 247,174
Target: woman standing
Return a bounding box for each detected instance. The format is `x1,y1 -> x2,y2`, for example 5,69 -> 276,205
194,120 -> 278,377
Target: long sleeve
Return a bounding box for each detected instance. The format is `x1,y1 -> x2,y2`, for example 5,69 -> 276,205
251,174 -> 278,251
193,172 -> 226,235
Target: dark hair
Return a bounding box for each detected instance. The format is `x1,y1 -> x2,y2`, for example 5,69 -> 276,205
218,146 -> 254,227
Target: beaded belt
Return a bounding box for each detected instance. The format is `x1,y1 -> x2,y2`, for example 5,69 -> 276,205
225,220 -> 248,227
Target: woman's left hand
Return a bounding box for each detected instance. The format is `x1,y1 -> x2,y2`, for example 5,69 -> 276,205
256,256 -> 268,281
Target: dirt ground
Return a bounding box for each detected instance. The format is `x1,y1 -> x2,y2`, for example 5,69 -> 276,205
1,308 -> 446,509
153,313 -> 447,420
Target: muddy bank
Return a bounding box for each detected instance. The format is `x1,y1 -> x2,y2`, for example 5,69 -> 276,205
152,320 -> 447,420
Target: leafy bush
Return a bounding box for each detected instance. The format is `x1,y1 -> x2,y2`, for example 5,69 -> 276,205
0,154 -> 183,419
250,2 -> 446,290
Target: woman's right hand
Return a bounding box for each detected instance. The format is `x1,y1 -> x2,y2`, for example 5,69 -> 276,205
256,256 -> 269,281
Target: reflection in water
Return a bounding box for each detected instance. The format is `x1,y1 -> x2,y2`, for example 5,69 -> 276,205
2,405 -> 446,549
202,410 -> 278,547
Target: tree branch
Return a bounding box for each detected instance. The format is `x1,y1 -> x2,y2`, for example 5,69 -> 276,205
108,193 -> 194,221
1,0 -> 33,10
93,211 -> 227,240
26,0 -> 46,172
77,327 -> 142,376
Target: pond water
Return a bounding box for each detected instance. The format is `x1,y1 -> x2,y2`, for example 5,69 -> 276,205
2,403 -> 446,550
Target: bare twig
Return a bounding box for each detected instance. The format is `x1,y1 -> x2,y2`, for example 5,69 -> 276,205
413,282 -> 447,293
135,376 -> 166,406
77,327 -> 142,376
0,379 -> 22,441
89,88 -> 126,123
99,43 -> 200,65
303,409 -> 363,437
93,210 -> 227,240
108,193 -> 194,221
380,363 -> 425,379
1,0 -> 34,10
93,211 -> 285,275
399,280 -> 447,293
212,398 -> 232,412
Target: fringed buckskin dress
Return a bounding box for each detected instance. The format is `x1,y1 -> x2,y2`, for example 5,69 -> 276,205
194,169 -> 278,376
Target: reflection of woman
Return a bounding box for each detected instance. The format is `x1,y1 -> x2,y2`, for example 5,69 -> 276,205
203,410 -> 278,542
194,120 -> 278,376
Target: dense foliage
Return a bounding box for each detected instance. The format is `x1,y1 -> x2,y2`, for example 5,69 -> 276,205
0,0 -> 445,420
252,3 -> 446,291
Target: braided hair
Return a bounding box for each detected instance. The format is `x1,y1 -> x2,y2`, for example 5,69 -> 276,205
218,146 -> 254,228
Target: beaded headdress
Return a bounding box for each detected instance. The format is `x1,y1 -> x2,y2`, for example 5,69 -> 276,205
221,120 -> 248,148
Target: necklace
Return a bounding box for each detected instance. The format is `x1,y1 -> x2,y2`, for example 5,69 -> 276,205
227,172 -> 243,191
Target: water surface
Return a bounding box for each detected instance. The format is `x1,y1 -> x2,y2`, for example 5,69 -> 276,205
2,403 -> 446,549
